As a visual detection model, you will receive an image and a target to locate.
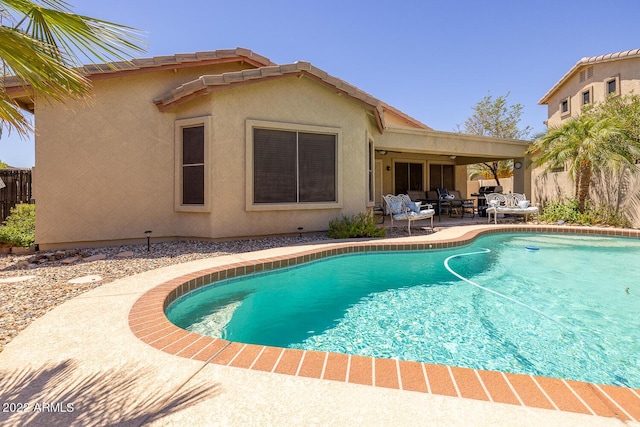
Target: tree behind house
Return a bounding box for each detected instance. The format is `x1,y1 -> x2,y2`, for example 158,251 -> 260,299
458,92 -> 533,186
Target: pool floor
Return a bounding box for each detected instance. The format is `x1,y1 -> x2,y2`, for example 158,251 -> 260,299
129,225 -> 640,423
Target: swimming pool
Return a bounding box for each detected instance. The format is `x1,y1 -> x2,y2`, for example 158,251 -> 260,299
166,233 -> 640,388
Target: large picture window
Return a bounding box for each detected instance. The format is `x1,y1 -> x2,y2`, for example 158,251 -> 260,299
253,128 -> 336,204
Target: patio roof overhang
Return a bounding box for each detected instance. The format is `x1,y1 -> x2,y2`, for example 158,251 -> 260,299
375,126 -> 531,164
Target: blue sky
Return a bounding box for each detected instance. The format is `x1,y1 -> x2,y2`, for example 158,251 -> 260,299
2,0 -> 639,167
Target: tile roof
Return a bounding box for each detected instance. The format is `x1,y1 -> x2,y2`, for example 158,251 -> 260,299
4,47 -> 429,131
2,48 -> 274,92
538,48 -> 640,104
154,61 -> 430,132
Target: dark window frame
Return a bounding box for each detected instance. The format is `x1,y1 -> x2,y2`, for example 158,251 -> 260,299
606,76 -> 620,97
560,97 -> 570,115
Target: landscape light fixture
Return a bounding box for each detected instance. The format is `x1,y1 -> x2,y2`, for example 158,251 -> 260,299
297,227 -> 304,238
144,230 -> 152,251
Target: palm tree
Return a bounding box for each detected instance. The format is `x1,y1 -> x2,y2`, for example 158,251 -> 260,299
1,0 -> 145,137
527,113 -> 636,212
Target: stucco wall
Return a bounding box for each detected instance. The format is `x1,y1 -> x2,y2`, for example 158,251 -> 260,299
34,69 -> 376,247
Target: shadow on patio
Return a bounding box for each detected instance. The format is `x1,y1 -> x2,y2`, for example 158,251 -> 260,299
0,359 -> 221,427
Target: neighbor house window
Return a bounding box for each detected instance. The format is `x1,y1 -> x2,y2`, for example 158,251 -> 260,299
253,128 -> 337,204
606,75 -> 620,97
175,116 -> 211,212
560,97 -> 570,116
581,88 -> 591,106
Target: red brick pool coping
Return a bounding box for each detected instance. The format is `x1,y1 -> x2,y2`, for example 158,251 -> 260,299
129,225 -> 640,422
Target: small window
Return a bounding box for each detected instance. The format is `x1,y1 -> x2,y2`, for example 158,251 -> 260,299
560,98 -> 570,115
175,116 -> 211,212
582,89 -> 591,106
182,126 -> 205,205
606,76 -> 620,97
367,139 -> 375,203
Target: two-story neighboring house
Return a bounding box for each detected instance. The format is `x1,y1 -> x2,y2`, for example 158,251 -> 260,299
537,48 -> 640,227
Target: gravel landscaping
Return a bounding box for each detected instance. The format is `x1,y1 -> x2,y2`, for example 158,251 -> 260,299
0,234 -> 336,353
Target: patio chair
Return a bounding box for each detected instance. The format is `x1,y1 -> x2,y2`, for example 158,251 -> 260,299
382,194 -> 435,236
436,188 -> 454,215
448,190 -> 476,218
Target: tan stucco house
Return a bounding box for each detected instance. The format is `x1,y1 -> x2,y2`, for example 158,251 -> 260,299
537,48 -> 640,227
6,48 -> 532,249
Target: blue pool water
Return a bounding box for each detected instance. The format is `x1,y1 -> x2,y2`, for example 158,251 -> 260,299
166,233 -> 640,387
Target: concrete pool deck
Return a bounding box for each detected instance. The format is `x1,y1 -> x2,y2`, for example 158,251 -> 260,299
1,224 -> 639,426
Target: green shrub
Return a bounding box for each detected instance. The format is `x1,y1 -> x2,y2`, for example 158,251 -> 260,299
0,204 -> 36,247
328,212 -> 386,239
540,198 -> 583,224
540,197 -> 630,228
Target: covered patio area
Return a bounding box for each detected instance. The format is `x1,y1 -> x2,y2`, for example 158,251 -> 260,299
372,127 -> 532,219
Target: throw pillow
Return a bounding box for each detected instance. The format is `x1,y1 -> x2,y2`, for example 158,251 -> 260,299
388,201 -> 403,214
408,201 -> 421,213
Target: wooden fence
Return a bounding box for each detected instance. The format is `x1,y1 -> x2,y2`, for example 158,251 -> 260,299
0,169 -> 33,223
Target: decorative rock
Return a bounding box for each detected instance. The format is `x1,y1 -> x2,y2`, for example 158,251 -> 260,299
15,260 -> 29,268
0,233 -> 331,352
54,250 -> 66,260
68,275 -> 103,284
61,257 -> 79,264
83,254 -> 107,262
115,251 -> 134,258
0,275 -> 36,283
